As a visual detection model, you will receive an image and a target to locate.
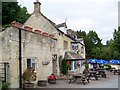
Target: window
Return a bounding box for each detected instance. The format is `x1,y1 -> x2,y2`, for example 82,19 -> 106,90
27,58 -> 36,70
72,44 -> 78,50
64,40 -> 68,50
74,61 -> 77,69
81,47 -> 84,53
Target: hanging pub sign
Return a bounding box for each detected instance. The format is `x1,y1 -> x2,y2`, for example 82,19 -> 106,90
52,54 -> 57,60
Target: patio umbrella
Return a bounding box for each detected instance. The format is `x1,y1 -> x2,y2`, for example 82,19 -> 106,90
97,60 -> 109,65
88,59 -> 99,64
109,59 -> 120,64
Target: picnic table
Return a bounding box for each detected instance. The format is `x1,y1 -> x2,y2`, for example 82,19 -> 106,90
69,73 -> 89,85
88,71 -> 98,80
110,68 -> 116,72
114,69 -> 120,75
97,69 -> 106,78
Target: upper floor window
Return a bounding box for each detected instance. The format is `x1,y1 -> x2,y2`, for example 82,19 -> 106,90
64,40 -> 68,50
81,47 -> 84,53
72,44 -> 78,50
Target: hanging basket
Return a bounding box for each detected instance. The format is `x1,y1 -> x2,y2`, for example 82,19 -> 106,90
77,62 -> 80,66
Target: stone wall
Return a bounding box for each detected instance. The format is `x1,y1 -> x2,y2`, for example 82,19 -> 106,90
0,26 -> 57,88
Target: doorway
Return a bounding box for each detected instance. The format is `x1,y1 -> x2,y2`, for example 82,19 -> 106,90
52,54 -> 57,75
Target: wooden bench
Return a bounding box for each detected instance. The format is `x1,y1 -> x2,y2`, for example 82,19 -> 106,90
88,71 -> 98,80
114,69 -> 120,75
69,73 -> 89,85
97,69 -> 106,78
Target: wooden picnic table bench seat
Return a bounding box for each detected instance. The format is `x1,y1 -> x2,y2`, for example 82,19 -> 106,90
69,73 -> 90,85
114,69 -> 120,75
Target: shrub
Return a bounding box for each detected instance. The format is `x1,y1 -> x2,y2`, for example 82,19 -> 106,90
2,83 -> 10,90
85,63 -> 89,69
22,68 -> 37,83
61,59 -> 68,75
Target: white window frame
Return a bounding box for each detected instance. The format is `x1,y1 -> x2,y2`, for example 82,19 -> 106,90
27,57 -> 37,71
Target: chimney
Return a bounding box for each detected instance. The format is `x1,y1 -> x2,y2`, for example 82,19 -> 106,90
34,1 -> 41,13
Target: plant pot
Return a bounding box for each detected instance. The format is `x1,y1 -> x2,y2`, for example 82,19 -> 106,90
38,80 -> 47,87
23,83 -> 34,88
48,79 -> 56,84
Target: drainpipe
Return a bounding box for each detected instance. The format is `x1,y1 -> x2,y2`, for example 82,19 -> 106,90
19,28 -> 22,88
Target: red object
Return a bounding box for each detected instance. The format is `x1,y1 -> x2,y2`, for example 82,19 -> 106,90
24,26 -> 33,31
48,75 -> 57,80
77,62 -> 80,66
34,29 -> 42,34
49,34 -> 54,38
42,32 -> 49,36
11,21 -> 23,28
67,61 -> 71,65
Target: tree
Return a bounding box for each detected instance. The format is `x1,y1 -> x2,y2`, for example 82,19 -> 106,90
112,28 -> 120,59
2,2 -> 30,26
16,6 -> 30,24
2,2 -> 20,25
76,30 -> 86,39
85,30 -> 103,59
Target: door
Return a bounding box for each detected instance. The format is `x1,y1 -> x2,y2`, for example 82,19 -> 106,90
52,54 -> 57,75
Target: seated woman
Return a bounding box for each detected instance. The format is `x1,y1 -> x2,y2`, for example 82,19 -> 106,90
48,73 -> 57,84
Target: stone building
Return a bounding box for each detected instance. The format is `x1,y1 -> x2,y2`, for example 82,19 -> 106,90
23,1 -> 86,76
0,22 -> 57,88
0,1 -> 86,88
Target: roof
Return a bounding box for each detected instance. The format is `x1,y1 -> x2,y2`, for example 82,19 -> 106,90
71,41 -> 85,46
40,13 -> 75,41
64,51 -> 85,61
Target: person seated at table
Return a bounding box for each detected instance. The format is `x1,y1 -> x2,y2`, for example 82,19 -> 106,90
83,69 -> 89,75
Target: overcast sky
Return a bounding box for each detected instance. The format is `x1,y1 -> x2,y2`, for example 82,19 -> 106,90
18,0 -> 119,45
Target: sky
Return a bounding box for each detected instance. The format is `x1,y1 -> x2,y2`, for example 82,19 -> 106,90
18,0 -> 119,45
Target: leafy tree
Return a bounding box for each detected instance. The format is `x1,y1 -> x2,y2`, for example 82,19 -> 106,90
85,30 -> 103,59
16,6 -> 30,24
76,28 -> 120,60
2,2 -> 30,26
113,29 -> 120,52
76,30 -> 86,39
112,28 -> 120,59
2,2 -> 20,25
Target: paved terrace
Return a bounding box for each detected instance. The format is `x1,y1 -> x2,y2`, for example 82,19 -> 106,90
35,71 -> 119,88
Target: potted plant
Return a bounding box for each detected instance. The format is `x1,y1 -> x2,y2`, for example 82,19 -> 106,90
48,74 -> 57,84
22,68 -> 37,88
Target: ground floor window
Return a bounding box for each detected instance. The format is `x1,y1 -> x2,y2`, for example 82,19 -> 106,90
74,61 -> 78,69
27,58 -> 36,71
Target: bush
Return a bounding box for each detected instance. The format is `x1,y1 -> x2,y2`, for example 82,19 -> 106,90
2,83 -> 10,90
61,59 -> 68,75
22,68 -> 37,83
85,63 -> 89,69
